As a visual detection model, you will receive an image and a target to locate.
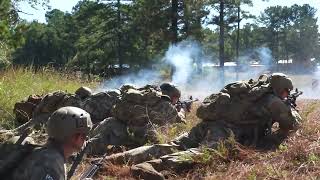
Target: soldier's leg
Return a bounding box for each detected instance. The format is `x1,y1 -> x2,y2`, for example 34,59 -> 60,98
132,148 -> 203,179
172,121 -> 231,149
88,117 -> 129,155
105,144 -> 178,165
171,121 -> 209,149
202,121 -> 231,148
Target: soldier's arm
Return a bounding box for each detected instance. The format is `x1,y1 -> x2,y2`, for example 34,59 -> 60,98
29,150 -> 66,180
268,98 -> 302,133
29,163 -> 64,180
176,108 -> 186,123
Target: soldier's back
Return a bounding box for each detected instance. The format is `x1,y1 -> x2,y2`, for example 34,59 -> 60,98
12,144 -> 66,180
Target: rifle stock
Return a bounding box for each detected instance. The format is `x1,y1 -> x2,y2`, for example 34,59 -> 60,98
80,153 -> 108,179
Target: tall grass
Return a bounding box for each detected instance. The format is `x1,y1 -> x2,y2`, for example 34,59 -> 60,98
0,67 -> 98,129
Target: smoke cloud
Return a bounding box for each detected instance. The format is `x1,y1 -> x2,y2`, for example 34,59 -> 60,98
97,69 -> 162,92
98,39 -> 320,100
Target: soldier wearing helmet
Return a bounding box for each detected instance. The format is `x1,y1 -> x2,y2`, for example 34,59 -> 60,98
160,82 -> 186,123
99,74 -> 301,179
269,73 -> 293,99
160,82 -> 181,105
12,106 -> 93,180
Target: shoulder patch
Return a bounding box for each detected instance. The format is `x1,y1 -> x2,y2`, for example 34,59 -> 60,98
44,174 -> 54,180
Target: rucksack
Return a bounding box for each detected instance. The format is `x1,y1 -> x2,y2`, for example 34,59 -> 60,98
33,91 -> 82,124
82,91 -> 120,124
112,85 -> 177,126
0,135 -> 41,179
196,75 -> 273,125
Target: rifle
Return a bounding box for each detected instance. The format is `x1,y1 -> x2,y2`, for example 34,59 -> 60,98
176,96 -> 199,112
79,153 -> 108,179
285,88 -> 303,109
67,138 -> 96,180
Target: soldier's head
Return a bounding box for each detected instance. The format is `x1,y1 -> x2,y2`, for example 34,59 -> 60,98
75,86 -> 92,99
160,82 -> 181,104
47,106 -> 93,155
269,73 -> 293,99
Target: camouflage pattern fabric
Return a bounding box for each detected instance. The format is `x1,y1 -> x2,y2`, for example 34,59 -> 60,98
12,142 -> 66,180
82,91 -> 120,124
0,143 -> 38,179
112,86 -> 180,126
88,117 -> 130,155
88,85 -> 184,155
177,94 -> 301,148
33,91 -> 82,124
131,148 -> 202,180
197,79 -> 272,124
14,95 -> 43,124
102,93 -> 301,178
88,118 -> 169,155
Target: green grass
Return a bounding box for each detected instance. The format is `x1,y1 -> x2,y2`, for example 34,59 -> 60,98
0,67 -> 98,129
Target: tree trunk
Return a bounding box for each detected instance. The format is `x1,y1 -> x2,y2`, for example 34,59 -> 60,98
219,0 -> 225,86
183,0 -> 190,37
219,0 -> 225,68
171,0 -> 178,44
117,0 -> 123,74
170,0 -> 179,79
236,5 -> 240,80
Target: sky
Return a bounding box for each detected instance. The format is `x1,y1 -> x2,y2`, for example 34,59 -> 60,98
18,0 -> 320,28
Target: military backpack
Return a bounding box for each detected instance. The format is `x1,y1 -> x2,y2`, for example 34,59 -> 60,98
0,132 -> 41,180
196,75 -> 273,125
112,85 -> 176,126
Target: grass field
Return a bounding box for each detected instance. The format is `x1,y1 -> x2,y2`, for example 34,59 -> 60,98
0,68 -> 319,179
0,67 -> 98,129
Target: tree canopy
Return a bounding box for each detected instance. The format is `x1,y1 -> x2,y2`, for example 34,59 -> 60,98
0,0 -> 319,74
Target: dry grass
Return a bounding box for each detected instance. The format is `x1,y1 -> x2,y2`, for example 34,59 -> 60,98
0,67 -> 98,128
75,100 -> 320,180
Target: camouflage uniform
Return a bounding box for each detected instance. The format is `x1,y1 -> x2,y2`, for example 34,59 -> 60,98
88,85 -> 184,155
174,94 -> 301,149
103,93 -> 301,179
82,91 -> 120,124
33,91 -> 82,124
12,141 -> 66,180
89,98 -> 182,155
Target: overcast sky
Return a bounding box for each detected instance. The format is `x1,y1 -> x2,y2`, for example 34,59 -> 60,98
18,0 -> 320,29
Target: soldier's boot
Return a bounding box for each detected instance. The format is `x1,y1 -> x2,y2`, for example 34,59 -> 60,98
131,148 -> 202,179
105,144 -> 178,165
131,160 -> 165,180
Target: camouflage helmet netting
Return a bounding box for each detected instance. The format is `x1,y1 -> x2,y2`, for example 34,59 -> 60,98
47,106 -> 93,142
269,73 -> 293,96
160,82 -> 181,98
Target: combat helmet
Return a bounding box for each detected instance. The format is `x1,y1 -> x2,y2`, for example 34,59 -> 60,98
269,73 -> 293,97
75,86 -> 92,99
160,82 -> 181,98
47,106 -> 93,142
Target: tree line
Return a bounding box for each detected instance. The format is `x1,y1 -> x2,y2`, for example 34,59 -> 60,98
0,0 -> 319,76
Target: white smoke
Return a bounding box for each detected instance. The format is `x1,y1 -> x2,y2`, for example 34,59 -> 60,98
290,68 -> 320,99
164,40 -> 202,85
96,69 -> 162,92
257,47 -> 272,66
98,39 -> 320,100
